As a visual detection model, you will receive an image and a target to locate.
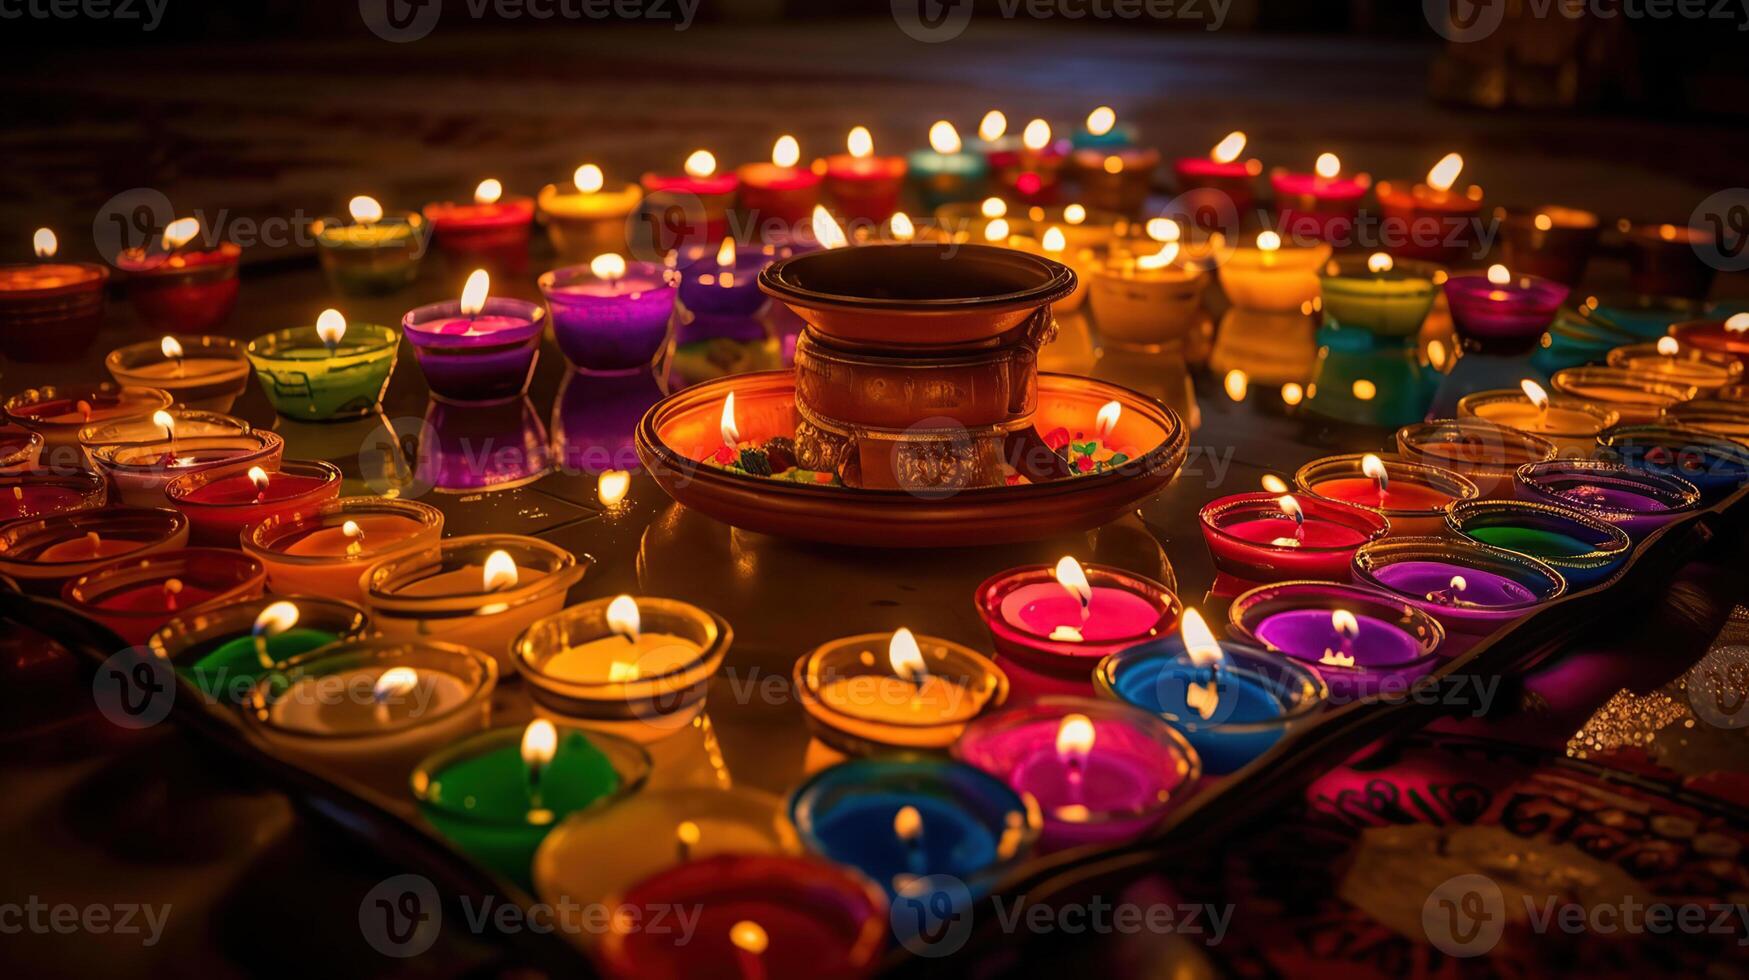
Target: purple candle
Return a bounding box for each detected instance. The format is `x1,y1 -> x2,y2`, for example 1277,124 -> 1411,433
403,270 -> 543,403
416,397 -> 550,492
1352,538 -> 1565,638
1229,581 -> 1444,703
675,238 -> 779,318
539,255 -> 678,374
1514,459 -> 1700,538
1443,264 -> 1568,353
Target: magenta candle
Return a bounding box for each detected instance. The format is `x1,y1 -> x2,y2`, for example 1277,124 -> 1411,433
116,242 -> 240,333
165,460 -> 342,546
423,182 -> 535,275
1293,453 -> 1479,536
61,547 -> 266,645
954,696 -> 1199,851
1443,266 -> 1569,354
0,469 -> 107,523
1199,492 -> 1389,592
1513,459 -> 1701,538
975,559 -> 1181,679
1351,537 -> 1565,638
0,257 -> 108,363
403,281 -> 544,405
1269,158 -> 1369,243
539,258 -> 678,374
6,383 -> 172,463
1227,581 -> 1445,703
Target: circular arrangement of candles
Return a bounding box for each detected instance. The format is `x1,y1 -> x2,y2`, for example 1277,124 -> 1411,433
739,136 -> 825,234
147,595 -> 370,704
106,335 -> 252,412
5,383 -> 172,460
974,557 -> 1180,677
1270,152 -> 1369,243
241,497 -> 444,601
953,696 -> 1200,851
0,228 -> 109,362
540,254 -> 680,374
1513,459 -> 1702,538
1445,499 -> 1632,588
165,460 -> 343,546
1198,491 -> 1389,589
537,164 -> 642,262
0,468 -> 107,523
1351,537 -> 1566,638
403,269 -> 546,404
1549,366 -> 1698,425
1226,581 -> 1446,702
82,410 -> 282,507
245,310 -> 401,420
1598,423 -> 1749,500
423,178 -> 536,274
115,222 -> 241,333
1496,205 -> 1600,285
1456,380 -> 1618,457
1374,152 -> 1483,266
1293,452 -> 1479,537
795,627 -> 1008,756
60,547 -> 265,645
1094,608 -> 1327,774
1395,418 -> 1557,498
411,718 -> 650,886
1607,336 -> 1743,393
311,196 -> 428,295
0,507 -> 189,594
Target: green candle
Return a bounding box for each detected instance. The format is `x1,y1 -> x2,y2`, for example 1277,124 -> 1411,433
181,628 -> 339,702
244,314 -> 400,421
1464,524 -> 1596,557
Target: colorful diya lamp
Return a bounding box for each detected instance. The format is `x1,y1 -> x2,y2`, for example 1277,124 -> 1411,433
984,118 -> 1066,206
241,497 -> 443,602
1456,380 -> 1619,457
0,507 -> 189,595
795,628 -> 1008,756
788,755 -> 1039,899
821,126 -> 908,224
1670,315 -> 1749,368
1270,153 -> 1370,243
953,696 -> 1199,851
1607,337 -> 1743,393
0,468 -> 108,523
1374,153 -> 1484,266
1094,608 -> 1327,774
1620,220 -> 1716,300
1514,459 -> 1701,538
115,220 -> 240,332
974,557 -> 1180,680
1172,130 -> 1262,217
1496,205 -> 1599,285
540,255 -> 678,374
1350,537 -> 1566,639
0,424 -> 43,474
739,136 -> 826,238
5,383 -> 171,461
1069,110 -> 1158,214
106,335 -> 251,413
423,179 -> 535,275
1395,418 -> 1557,498
312,196 -> 427,295
537,164 -> 642,262
1445,498 -> 1632,588
1663,398 -> 1749,443
164,460 -> 343,546
362,534 -> 586,670
60,547 -> 265,645
1550,366 -> 1698,426
1318,253 -> 1443,337
1227,581 -> 1445,703
1293,452 -> 1480,537
0,228 -> 108,362
412,719 -> 649,886
1306,253 -> 1443,427
1198,491 -> 1389,592
1444,264 -> 1569,354
641,150 -> 740,251
1087,239 -> 1210,351
907,122 -> 989,213
513,594 -> 730,742
1598,422 -> 1749,500
674,238 -> 778,319
245,310 -> 399,421
81,410 -> 280,506
148,595 -> 370,705
403,270 -> 545,404
1217,232 -> 1330,314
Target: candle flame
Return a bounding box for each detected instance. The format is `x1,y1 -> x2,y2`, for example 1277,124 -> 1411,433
889,211 -> 915,242
810,206 -> 848,250
32,227 -> 56,259
716,236 -> 737,268
1256,230 -> 1282,253
1180,607 -> 1223,668
720,390 -> 741,446
729,921 -> 769,957
152,409 -> 175,438
253,600 -> 299,638
521,718 -> 557,771
373,666 -> 418,703
1095,400 -> 1122,440
1727,313 -> 1749,334
604,594 -> 641,643
1315,153 -> 1341,179
482,549 -> 519,591
1361,453 -> 1389,490
1261,474 -> 1289,493
316,308 -> 347,347
1520,378 -> 1550,410
248,466 -> 270,494
1056,713 -> 1096,760
160,336 -> 184,360
978,109 -> 1007,143
928,120 -> 961,155
1450,575 -> 1468,595
1535,213 -> 1554,231
677,820 -> 701,849
342,519 -> 363,546
1368,252 -> 1393,274
894,804 -> 923,842
1040,226 -> 1066,253
1223,368 -> 1249,402
1278,494 -> 1304,524
1054,556 -> 1093,608
1657,336 -> 1680,356
1332,608 -> 1360,638
1487,264 -> 1512,286
590,253 -> 627,282
1086,106 -> 1116,136
598,469 -> 630,508
888,627 -> 926,681
684,150 -> 717,179
1136,242 -> 1180,272
771,135 -> 800,168
473,179 -> 503,205
980,197 -> 1007,219
983,217 -> 1010,242
573,164 -> 604,194
1426,153 -> 1464,193
1281,382 -> 1305,406
161,217 -> 199,250
349,196 -> 383,225
847,126 -> 874,158
1063,203 -> 1086,224
1211,131 -> 1247,164
1146,218 -> 1181,243
1021,119 -> 1051,152
460,268 -> 490,315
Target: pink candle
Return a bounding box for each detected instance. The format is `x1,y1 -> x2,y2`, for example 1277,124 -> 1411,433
1270,154 -> 1369,243
1199,492 -> 1389,592
976,558 -> 1181,687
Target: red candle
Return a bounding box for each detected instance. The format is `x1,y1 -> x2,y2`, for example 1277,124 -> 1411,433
984,118 -> 1065,206
738,135 -> 823,240
1270,153 -> 1370,244
1295,452 -> 1479,537
1199,492 -> 1389,593
115,218 -> 240,333
423,179 -> 536,275
1375,153 -> 1484,266
1672,314 -> 1749,367
0,470 -> 107,523
1173,130 -> 1262,217
822,126 -> 908,225
1621,220 -> 1717,300
0,227 -> 109,363
165,460 -> 342,546
61,548 -> 266,645
641,150 -> 741,252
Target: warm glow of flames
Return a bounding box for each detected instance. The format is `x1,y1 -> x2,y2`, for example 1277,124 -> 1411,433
979,110 -> 1007,143
1352,379 -> 1377,401
847,126 -> 874,159
684,150 -> 717,179
1146,218 -> 1181,243
1280,383 -> 1305,407
1426,153 -> 1464,193
766,134 -> 800,169
1180,608 -> 1223,667
1261,474 -> 1289,493
677,820 -> 701,849
1223,368 -> 1249,401
606,594 -> 641,642
316,308 -> 346,346
1520,378 -> 1550,410
591,253 -> 627,281
482,549 -> 519,591
1211,131 -> 1247,164
1451,575 -> 1468,593
32,227 -> 56,259
1368,252 -> 1393,274
1063,203 -> 1086,224
981,197 -> 1007,219
1332,609 -> 1360,638
1086,106 -> 1116,136
574,164 -> 604,194
253,601 -> 299,637
1041,226 -> 1066,252
1278,494 -> 1304,523
1022,118 -> 1051,152
152,410 -> 175,437
890,211 -> 915,241
729,921 -> 769,957
474,179 -> 503,205
1487,264 -> 1512,286
598,469 -> 630,509
349,195 -> 384,224
162,217 -> 199,250
1256,230 -> 1282,253
1056,713 -> 1096,760
1535,213 -> 1554,232
716,236 -> 737,268
889,627 -> 926,682
460,269 -> 490,315
811,206 -> 848,249
1054,556 -> 1092,607
928,121 -> 961,155
1315,153 -> 1341,179
1726,313 -> 1749,334
342,519 -> 363,544
1095,399 -> 1121,439
521,718 -> 557,771
1361,453 -> 1389,487
1136,242 -> 1179,271
160,335 -> 184,360
248,466 -> 270,494
1657,336 -> 1681,356
894,804 -> 923,842
720,390 -> 740,446
984,218 -> 1010,242
373,667 -> 418,703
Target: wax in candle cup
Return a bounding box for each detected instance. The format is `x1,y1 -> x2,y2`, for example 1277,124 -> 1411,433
0,507 -> 189,595
1173,152 -> 1263,217
84,417 -> 280,508
241,497 -> 443,601
1621,221 -> 1715,300
5,383 -> 172,462
822,152 -> 909,225
411,722 -> 649,886
106,334 -> 251,412
1549,366 -> 1698,426
1350,536 -> 1566,638
1598,423 -> 1749,501
1069,146 -> 1161,215
0,260 -> 108,362
1444,499 -> 1632,589
1093,631 -> 1327,774
1670,317 -> 1749,367
1318,255 -> 1443,336
147,595 -> 370,706
639,169 -> 740,252
402,296 -> 545,404
538,259 -> 679,374
0,468 -> 108,525
0,425 -> 44,474
1496,205 -> 1600,286
1607,341 -> 1743,393
423,194 -> 536,275
1293,453 -> 1478,537
1225,580 -> 1446,703
513,596 -> 730,742
598,854 -> 886,980
1443,268 -> 1569,354
984,141 -> 1066,207
736,162 -> 825,238
363,534 -> 587,670
1395,418 -> 1558,498
1374,177 -> 1484,267
675,242 -> 784,319
1086,245 -> 1211,351
1455,389 -> 1619,458
61,547 -> 266,645
1514,459 -> 1702,538
795,631 -> 1008,756
115,242 -> 240,333
1198,492 -> 1389,589
164,460 -> 343,547
1269,166 -> 1371,244
974,562 -> 1181,677
1663,399 -> 1749,444
245,322 -> 401,420
537,181 -> 642,262
312,212 -> 427,295
952,696 -> 1200,851
1216,240 -> 1332,315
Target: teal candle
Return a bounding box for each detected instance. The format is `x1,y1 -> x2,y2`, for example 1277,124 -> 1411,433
244,315 -> 400,421
182,628 -> 339,702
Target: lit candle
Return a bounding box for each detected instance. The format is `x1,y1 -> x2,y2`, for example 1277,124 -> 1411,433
1270,151 -> 1370,243
1375,152 -> 1485,266
1218,231 -> 1330,314
423,178 -> 537,275
1198,491 -> 1388,592
0,226 -> 109,363
60,547 -> 268,646
1172,130 -> 1261,216
4,382 -> 171,459
0,508 -> 189,594
313,195 -> 427,295
796,628 -> 1007,754
1456,379 -> 1618,456
1229,582 -> 1445,702
1395,417 -> 1558,498
822,125 -> 908,225
539,252 -> 678,373
738,135 -> 825,238
403,269 -> 546,404
1068,108 -> 1157,214
1549,366 -> 1698,426
114,216 -> 241,333
975,557 -> 1179,677
105,334 -> 252,413
0,469 -> 106,524
165,460 -> 343,547
906,120 -> 989,213
537,163 -> 643,261
1671,313 -> 1749,368
1352,538 -> 1566,638
242,496 -> 444,601
1087,237 -> 1211,352
176,599 -> 345,703
641,149 -> 741,250
986,117 -> 1066,206
1294,451 -> 1479,536
245,308 -> 401,421
1606,336 -> 1743,393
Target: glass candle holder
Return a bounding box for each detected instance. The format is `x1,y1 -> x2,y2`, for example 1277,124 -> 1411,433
363,535 -> 586,670
539,260 -> 678,374
788,756 -> 1039,899
245,323 -> 401,421
987,142 -> 1067,207
1270,167 -> 1370,243
1670,318 -> 1749,368
1319,255 -> 1442,337
1445,499 -> 1632,589
953,696 -> 1199,851
906,146 -> 988,214
1293,453 -> 1479,537
1395,418 -> 1558,498
1173,152 -> 1262,215
1514,459 -> 1701,538
822,154 -> 909,224
5,383 -> 171,463
423,194 -> 536,275
0,424 -> 43,473
106,334 -> 251,412
795,632 -> 1009,756
312,212 -> 427,295
242,497 -> 443,601
513,596 -> 730,743
416,396 -> 551,493
0,468 -> 106,524
61,547 -> 265,645
1226,580 -> 1446,704
738,162 -> 825,238
411,722 -> 649,887
1086,249 -> 1210,351
1374,178 -> 1484,266
1496,205 -> 1599,285
1607,341 -> 1742,393
1307,256 -> 1444,427
248,639 -> 498,789
1217,239 -> 1331,315
1443,268 -> 1568,354
597,854 -> 885,980
1663,399 -> 1749,443
116,243 -> 240,333
0,507 -> 189,595
639,171 -> 740,252
1550,366 -> 1698,426
1093,632 -> 1327,774
147,594 -> 370,706
1070,146 -> 1160,215
402,296 -> 545,404
84,416 -> 280,507
1198,492 -> 1389,590
1598,422 -> 1749,501
675,242 -> 778,319
164,460 -> 344,546
1622,221 -> 1715,300
1455,389 -> 1618,458
1351,537 -> 1566,638
537,182 -> 642,262
973,563 -> 1180,678
0,260 -> 108,362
